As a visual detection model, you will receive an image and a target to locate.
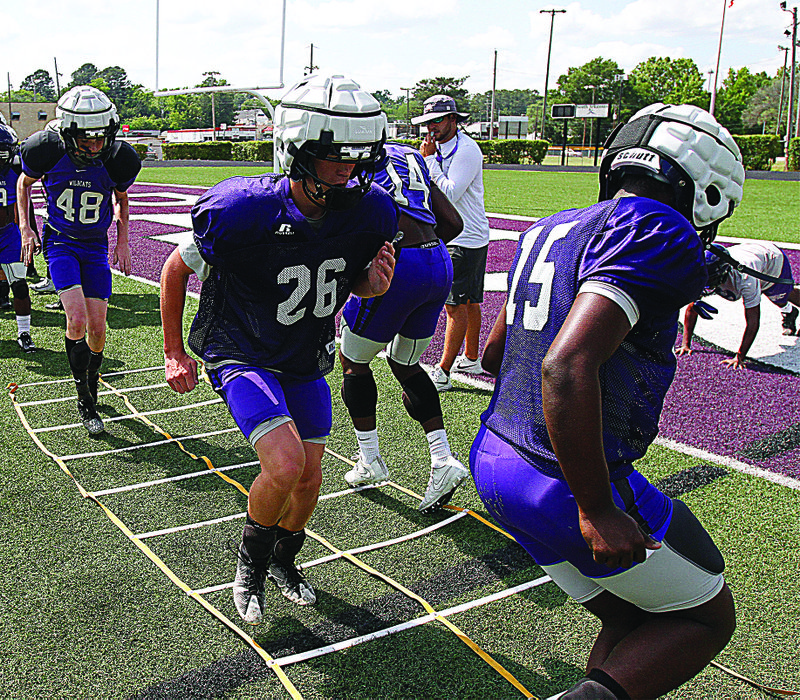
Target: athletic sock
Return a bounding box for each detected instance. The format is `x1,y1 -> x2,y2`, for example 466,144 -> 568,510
587,669 -> 630,700
242,515 -> 279,564
426,429 -> 452,465
65,336 -> 91,401
273,526 -> 306,565
16,315 -> 31,335
0,280 -> 9,302
355,428 -> 380,463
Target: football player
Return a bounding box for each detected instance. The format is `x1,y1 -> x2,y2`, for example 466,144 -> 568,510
160,74 -> 397,625
338,141 -> 470,512
678,241 -> 800,367
17,86 -> 141,435
472,104 -> 744,700
0,124 -> 37,352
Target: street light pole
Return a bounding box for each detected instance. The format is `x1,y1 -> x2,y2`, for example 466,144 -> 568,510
781,2 -> 797,149
709,0 -> 728,116
777,46 -> 789,136
401,86 -> 412,136
540,8 -> 566,141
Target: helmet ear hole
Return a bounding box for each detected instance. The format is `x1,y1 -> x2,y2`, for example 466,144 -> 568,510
705,185 -> 721,207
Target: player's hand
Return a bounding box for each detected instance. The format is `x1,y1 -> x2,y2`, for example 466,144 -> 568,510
578,505 -> 661,570
721,355 -> 746,369
20,225 -> 41,265
165,352 -> 199,393
366,242 -> 395,296
419,133 -> 436,158
676,345 -> 693,356
113,240 -> 132,276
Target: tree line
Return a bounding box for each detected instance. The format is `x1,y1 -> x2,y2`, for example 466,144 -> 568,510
9,57 -> 793,142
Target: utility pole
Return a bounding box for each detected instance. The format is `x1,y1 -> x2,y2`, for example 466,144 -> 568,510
709,0 -> 729,116
304,44 -> 319,76
490,50 -> 497,139
706,70 -> 714,94
203,70 -> 220,140
777,46 -> 789,136
53,57 -> 62,98
782,2 -> 797,151
155,0 -> 160,91
540,8 -> 566,141
400,86 -> 412,136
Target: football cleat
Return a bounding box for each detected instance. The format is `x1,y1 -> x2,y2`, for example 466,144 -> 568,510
32,278 -> 56,294
344,455 -> 389,487
76,399 -> 105,435
453,355 -> 484,375
17,332 -> 37,353
233,545 -> 269,625
267,559 -> 316,606
0,297 -> 11,310
419,455 -> 469,513
46,299 -> 63,311
429,365 -> 452,392
782,306 -> 798,336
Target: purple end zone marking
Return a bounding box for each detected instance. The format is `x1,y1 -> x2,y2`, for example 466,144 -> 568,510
118,183 -> 799,481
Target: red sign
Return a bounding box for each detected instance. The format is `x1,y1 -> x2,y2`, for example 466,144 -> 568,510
121,125 -> 130,133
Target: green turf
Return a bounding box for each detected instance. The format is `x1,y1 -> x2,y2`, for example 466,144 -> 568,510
141,165 -> 800,244
1,169 -> 798,699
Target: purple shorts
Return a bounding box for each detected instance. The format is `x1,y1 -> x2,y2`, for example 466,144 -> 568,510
208,365 -> 332,445
765,253 -> 795,306
44,228 -> 112,300
0,222 -> 21,264
470,424 -> 673,579
341,240 -> 453,343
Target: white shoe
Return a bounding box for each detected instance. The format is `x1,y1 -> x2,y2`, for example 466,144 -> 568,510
429,365 -> 452,392
345,455 -> 389,487
32,278 -> 56,294
419,455 -> 469,513
453,355 -> 484,375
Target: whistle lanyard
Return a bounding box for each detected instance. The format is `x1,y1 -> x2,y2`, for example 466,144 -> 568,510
436,133 -> 460,167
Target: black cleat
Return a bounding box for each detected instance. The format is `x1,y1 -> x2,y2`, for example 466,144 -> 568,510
0,297 -> 11,311
17,332 -> 37,353
782,306 -> 798,336
77,399 -> 105,435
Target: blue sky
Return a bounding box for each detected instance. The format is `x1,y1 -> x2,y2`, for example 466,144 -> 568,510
4,0 -> 793,101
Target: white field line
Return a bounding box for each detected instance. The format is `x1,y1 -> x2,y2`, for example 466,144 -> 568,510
60,427 -> 239,461
269,574 -> 553,668
654,437 -> 800,491
18,382 -> 170,406
136,511 -> 247,539
193,509 -> 472,596
90,460 -> 260,497
12,364 -> 165,388
34,398 -> 224,433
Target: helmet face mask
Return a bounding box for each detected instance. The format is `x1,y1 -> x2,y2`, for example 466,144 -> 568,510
274,74 -> 387,211
702,248 -> 731,296
56,86 -> 119,166
599,103 -> 745,243
0,124 -> 19,171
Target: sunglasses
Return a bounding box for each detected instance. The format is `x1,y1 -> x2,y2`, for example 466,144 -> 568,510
427,115 -> 449,124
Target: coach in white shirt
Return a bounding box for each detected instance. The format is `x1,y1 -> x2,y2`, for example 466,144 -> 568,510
414,95 -> 491,391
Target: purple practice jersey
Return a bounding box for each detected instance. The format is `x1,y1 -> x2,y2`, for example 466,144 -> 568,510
482,197 -> 707,481
373,143 -> 436,226
188,174 -> 398,380
0,160 -> 20,210
19,130 -> 140,241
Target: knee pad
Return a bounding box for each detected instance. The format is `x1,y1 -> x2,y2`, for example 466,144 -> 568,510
10,280 -> 30,301
341,372 -> 378,419
401,371 -> 442,425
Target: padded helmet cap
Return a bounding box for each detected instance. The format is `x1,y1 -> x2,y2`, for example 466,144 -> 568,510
600,103 -> 744,237
56,85 -> 119,165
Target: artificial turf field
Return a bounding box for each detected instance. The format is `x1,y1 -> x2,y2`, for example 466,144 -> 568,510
0,168 -> 798,699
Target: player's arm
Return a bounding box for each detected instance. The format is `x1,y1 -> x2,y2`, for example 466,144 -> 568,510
677,303 -> 700,355
481,300 -> 507,377
542,292 -> 661,569
352,242 -> 395,298
112,189 -> 132,275
16,174 -> 41,264
430,182 -> 463,243
160,248 -> 199,393
722,304 -> 760,369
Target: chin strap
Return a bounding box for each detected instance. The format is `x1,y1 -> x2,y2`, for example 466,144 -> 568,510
706,243 -> 794,286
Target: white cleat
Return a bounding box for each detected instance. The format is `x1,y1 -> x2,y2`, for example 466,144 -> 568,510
429,365 -> 452,392
453,355 -> 484,375
345,455 -> 390,487
419,456 -> 469,513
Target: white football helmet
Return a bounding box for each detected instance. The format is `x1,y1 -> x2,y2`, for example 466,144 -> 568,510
57,85 -> 119,165
0,124 -> 19,170
600,103 -> 744,241
273,74 -> 387,210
